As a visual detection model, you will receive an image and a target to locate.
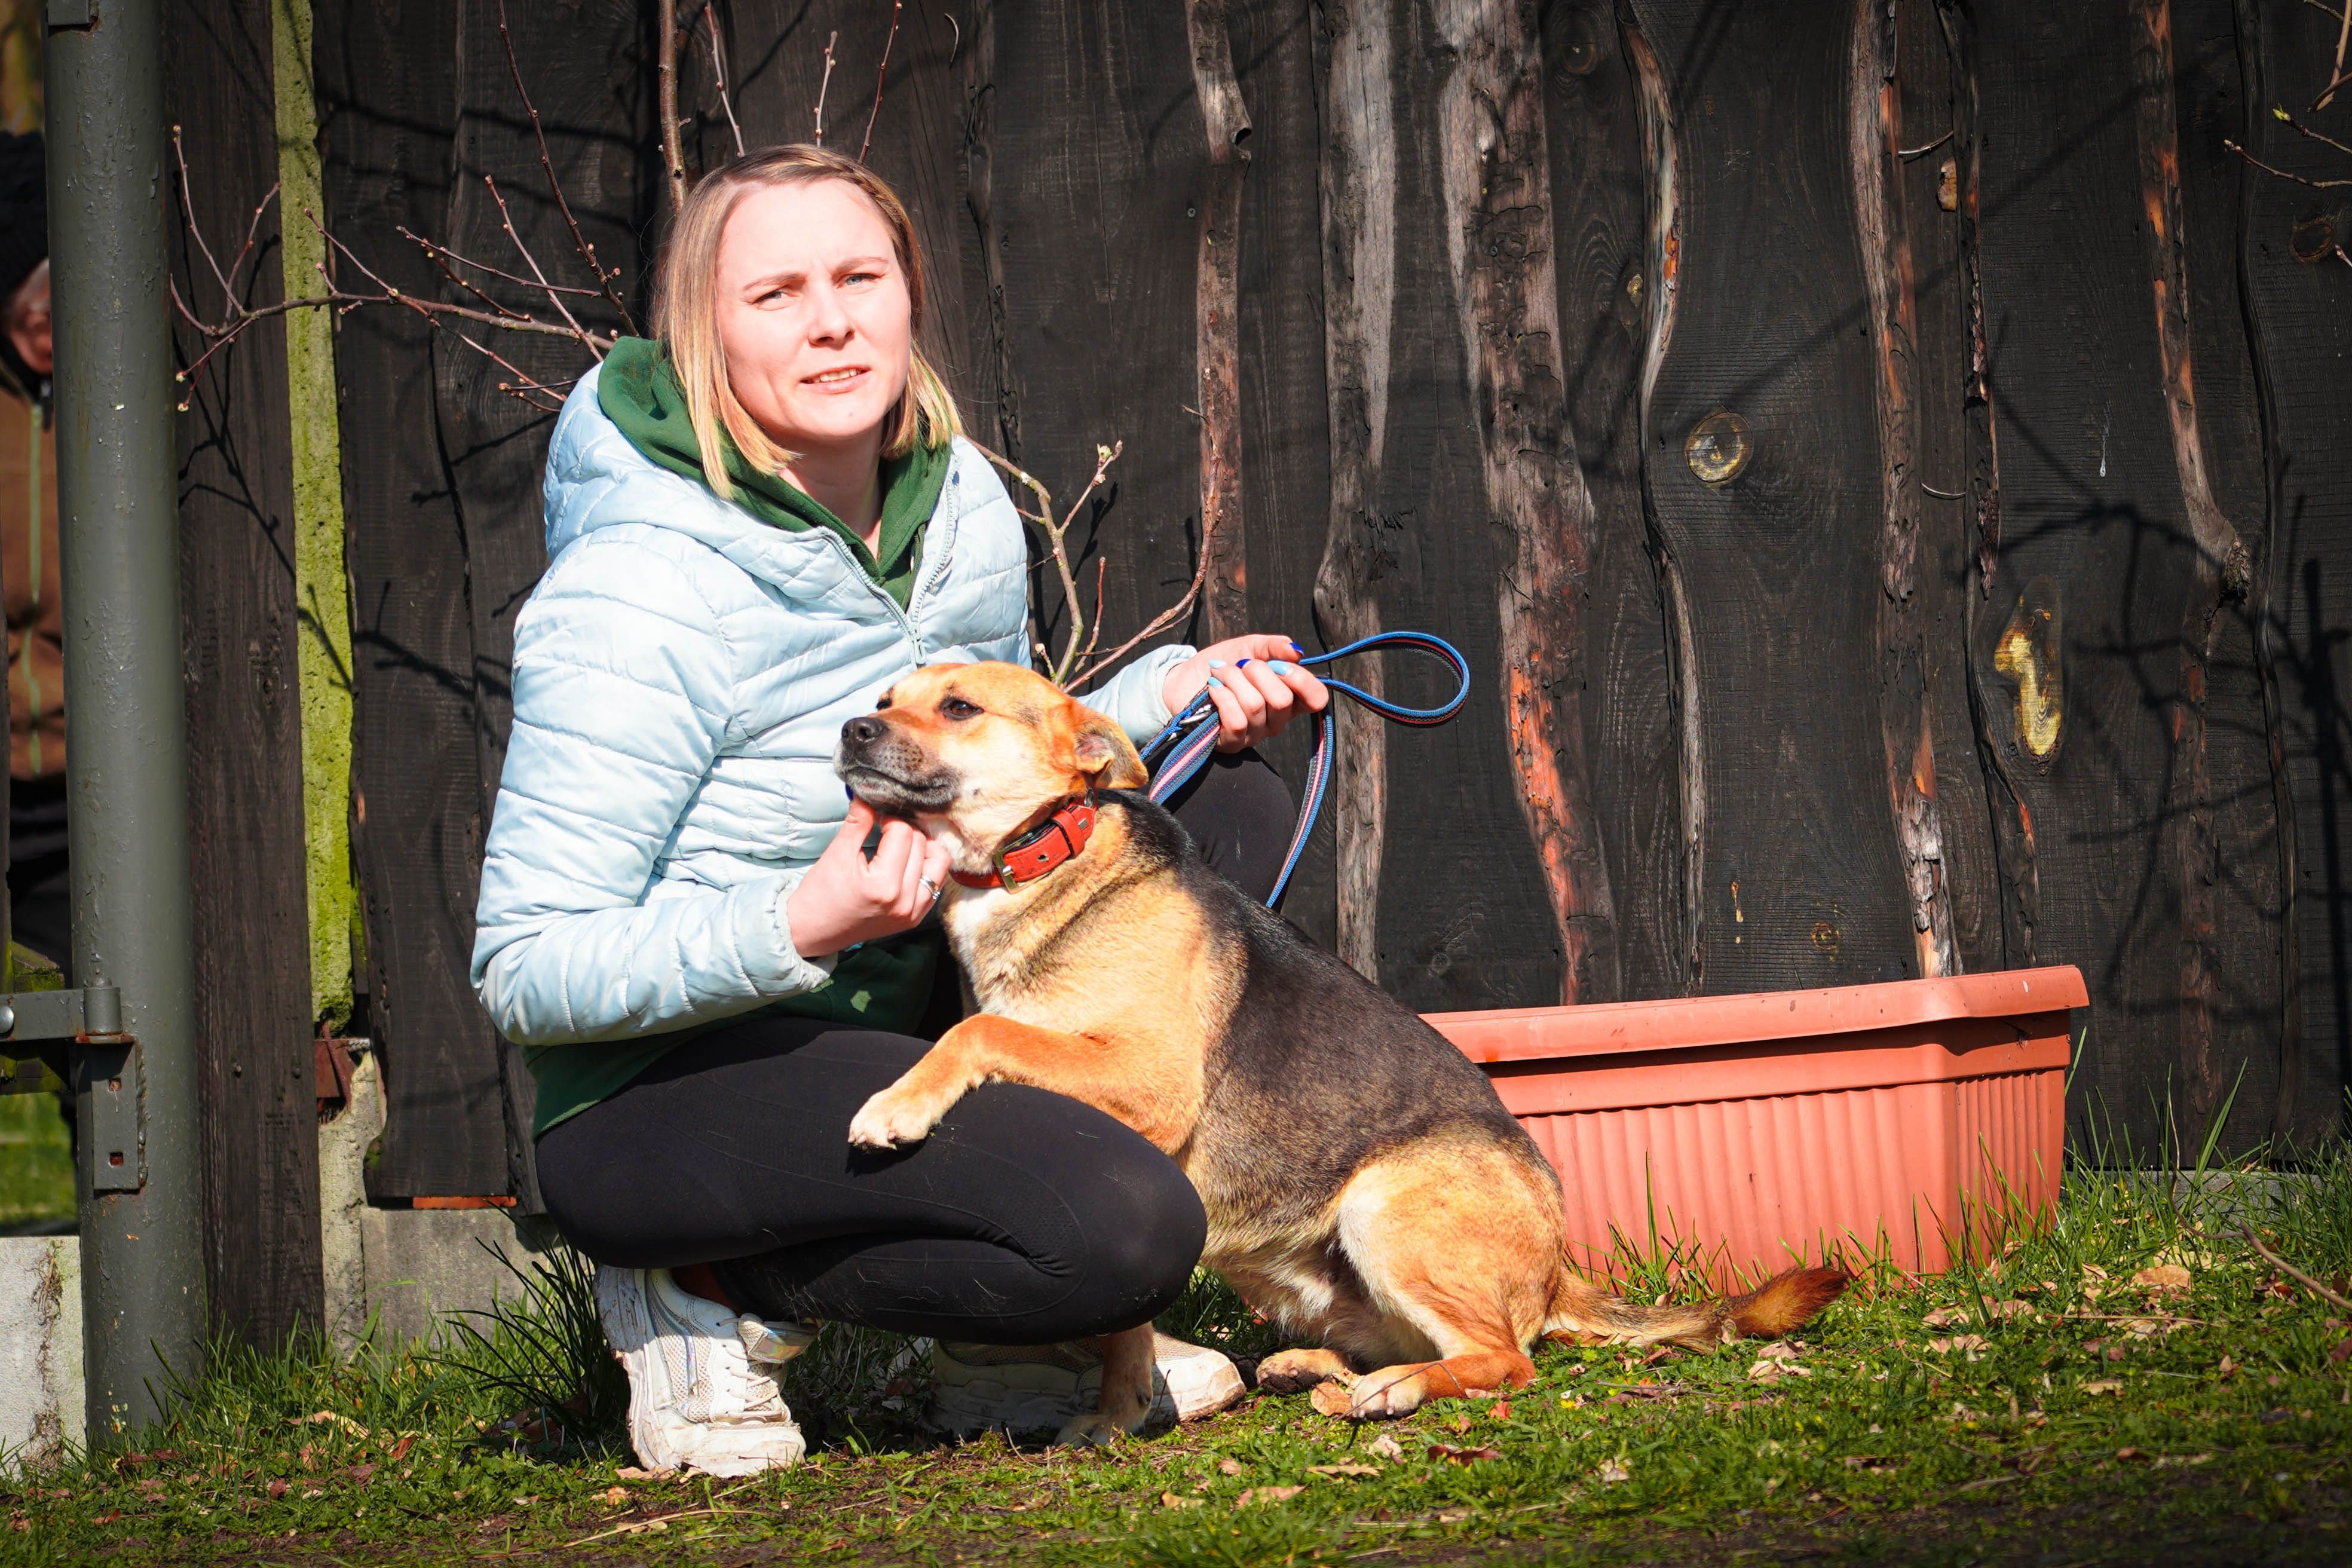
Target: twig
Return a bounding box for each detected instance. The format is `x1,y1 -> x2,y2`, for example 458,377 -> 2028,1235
2323,0 -> 2352,111
494,0 -> 638,334
1898,128 -> 1953,160
861,0 -> 904,165
2224,138 -> 2352,190
976,441 -> 1122,686
702,2 -> 745,160
2274,103 -> 2352,161
170,127 -> 249,304
399,228 -> 604,301
815,30 -> 840,144
659,0 -> 687,215
2317,66 -> 2352,113
481,174 -> 592,343
2233,1225 -> 2352,1312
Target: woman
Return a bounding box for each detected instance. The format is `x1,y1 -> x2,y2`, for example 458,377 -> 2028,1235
471,145 -> 1327,1476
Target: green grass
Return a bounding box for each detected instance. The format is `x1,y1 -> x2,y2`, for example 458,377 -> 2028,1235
7,1147 -> 2352,1566
0,1090 -> 72,1230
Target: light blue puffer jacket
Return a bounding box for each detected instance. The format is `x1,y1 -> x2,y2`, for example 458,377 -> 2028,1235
470,366 -> 1190,1046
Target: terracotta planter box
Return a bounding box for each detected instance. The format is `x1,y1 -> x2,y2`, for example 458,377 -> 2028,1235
1426,967 -> 2085,1284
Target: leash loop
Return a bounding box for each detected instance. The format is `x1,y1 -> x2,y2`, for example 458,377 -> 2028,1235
1138,630 -> 1472,908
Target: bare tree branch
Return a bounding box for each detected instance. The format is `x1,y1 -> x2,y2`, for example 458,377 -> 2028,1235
2227,137 -> 2352,189
495,0 -> 638,334
861,0 -> 904,166
702,1 -> 746,160
659,0 -> 688,215
815,30 -> 840,145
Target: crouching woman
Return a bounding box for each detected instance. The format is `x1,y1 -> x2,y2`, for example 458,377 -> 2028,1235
470,145 -> 1325,1475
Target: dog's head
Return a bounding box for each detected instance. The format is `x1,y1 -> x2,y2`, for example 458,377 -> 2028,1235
835,662 -> 1149,868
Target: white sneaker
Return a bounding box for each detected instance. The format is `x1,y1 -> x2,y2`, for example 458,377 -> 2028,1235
927,1332 -> 1245,1436
595,1266 -> 816,1476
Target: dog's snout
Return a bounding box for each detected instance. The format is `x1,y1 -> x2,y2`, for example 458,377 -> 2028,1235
843,715 -> 888,748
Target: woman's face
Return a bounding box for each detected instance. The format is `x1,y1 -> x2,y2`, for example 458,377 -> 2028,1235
714,179 -> 912,460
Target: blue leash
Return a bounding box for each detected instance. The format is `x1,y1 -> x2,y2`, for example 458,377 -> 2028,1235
1138,630 -> 1472,908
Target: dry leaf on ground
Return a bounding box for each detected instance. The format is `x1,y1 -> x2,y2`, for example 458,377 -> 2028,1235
2081,1380 -> 2124,1395
1926,1335 -> 1989,1355
614,1467 -> 659,1481
1597,1458 -> 1631,1484
1922,1306 -> 1970,1329
2133,1264 -> 2192,1293
599,1486 -> 629,1506
1428,1443 -> 1500,1465
1368,1433 -> 1405,1461
1307,1462 -> 1382,1478
1309,1383 -> 1357,1418
1160,1492 -> 1203,1510
1236,1485 -> 1303,1506
1216,1458 -> 1244,1477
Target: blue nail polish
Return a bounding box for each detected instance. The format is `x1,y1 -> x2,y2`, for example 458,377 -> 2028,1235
1268,660 -> 1294,673
1235,659 -> 1252,669
1288,640 -> 1305,657
1207,675 -> 1224,689
1209,659 -> 1228,669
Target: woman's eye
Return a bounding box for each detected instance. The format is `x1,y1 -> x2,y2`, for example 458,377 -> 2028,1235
941,698 -> 982,720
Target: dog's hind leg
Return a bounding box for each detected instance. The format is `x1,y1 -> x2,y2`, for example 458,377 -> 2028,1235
1311,1143 -> 1560,1420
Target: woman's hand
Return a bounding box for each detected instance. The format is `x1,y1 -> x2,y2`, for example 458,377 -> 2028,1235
786,798 -> 954,958
1160,634 -> 1331,753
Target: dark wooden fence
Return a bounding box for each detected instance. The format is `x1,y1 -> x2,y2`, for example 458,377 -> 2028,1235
166,0 -> 2351,1340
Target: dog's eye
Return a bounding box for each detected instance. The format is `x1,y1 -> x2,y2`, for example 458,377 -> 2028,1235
939,696 -> 983,721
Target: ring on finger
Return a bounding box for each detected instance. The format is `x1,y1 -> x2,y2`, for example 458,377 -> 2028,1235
918,875 -> 942,904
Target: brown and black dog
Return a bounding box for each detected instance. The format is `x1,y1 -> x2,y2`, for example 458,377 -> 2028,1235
835,661 -> 1845,1444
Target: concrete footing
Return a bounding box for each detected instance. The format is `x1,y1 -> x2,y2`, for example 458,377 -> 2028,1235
0,1234 -> 82,1468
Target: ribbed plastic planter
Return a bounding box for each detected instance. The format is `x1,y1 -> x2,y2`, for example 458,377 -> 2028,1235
1427,967 -> 2085,1284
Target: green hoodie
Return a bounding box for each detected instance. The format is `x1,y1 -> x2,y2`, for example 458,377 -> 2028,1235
595,336 -> 948,608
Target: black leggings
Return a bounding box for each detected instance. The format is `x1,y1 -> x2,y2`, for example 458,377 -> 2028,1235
535,750 -> 1291,1343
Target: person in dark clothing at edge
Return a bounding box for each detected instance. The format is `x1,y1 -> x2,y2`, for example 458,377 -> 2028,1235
469,145 -> 1328,1476
0,130 -> 64,977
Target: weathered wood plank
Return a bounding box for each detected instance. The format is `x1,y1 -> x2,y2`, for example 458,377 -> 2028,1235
2163,0 -> 2286,1149
166,0 -> 324,1339
1622,0 -> 1919,994
1314,0 -> 1570,1009
1434,0 -> 1618,1004
316,0 -> 509,1198
1231,0 -> 1335,950
1543,0 -> 1680,1001
1314,0 -> 1398,978
427,0 -> 653,1203
1190,0 -> 1252,647
1851,0 -> 1962,979
2243,0 -> 2352,1146
1971,0 -> 2216,1144
1894,0 -> 2006,979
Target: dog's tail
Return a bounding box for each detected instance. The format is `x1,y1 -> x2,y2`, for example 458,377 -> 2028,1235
1542,1263 -> 1848,1350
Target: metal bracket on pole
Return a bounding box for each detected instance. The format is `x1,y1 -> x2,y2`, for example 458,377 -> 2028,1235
44,0 -> 92,31
0,984 -> 142,1190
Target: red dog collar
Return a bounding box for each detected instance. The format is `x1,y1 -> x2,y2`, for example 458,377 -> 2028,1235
950,795 -> 1098,890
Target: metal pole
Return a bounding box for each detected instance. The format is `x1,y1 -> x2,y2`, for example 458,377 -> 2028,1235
43,0 -> 205,1444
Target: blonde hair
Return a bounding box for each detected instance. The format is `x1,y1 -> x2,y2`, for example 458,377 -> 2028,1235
652,145 -> 961,500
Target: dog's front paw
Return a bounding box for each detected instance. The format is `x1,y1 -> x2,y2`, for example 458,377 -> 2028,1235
846,1086 -> 945,1149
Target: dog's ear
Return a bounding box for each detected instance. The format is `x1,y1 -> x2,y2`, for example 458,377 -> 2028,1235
1071,707 -> 1150,790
